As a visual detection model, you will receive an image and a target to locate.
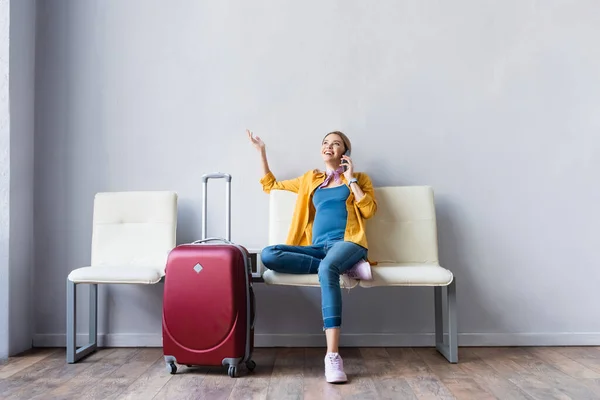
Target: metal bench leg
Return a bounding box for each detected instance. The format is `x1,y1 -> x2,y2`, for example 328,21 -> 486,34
434,278 -> 458,363
66,279 -> 98,363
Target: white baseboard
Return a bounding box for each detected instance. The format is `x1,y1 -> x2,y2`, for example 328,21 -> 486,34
33,332 -> 600,348
454,332 -> 600,347
33,334 -> 163,348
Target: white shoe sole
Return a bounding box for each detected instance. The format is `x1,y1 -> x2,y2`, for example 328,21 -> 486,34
326,374 -> 348,383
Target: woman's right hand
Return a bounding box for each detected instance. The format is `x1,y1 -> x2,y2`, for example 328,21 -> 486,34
247,129 -> 265,152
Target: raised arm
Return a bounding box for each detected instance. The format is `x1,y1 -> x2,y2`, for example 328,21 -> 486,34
247,129 -> 270,176
247,129 -> 302,193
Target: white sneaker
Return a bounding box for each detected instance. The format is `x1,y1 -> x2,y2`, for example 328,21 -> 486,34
344,259 -> 373,280
340,274 -> 353,290
324,352 -> 347,383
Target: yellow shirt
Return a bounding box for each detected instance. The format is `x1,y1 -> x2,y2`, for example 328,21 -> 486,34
259,169 -> 377,249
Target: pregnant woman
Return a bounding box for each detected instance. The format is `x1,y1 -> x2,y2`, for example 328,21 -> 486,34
248,129 -> 377,383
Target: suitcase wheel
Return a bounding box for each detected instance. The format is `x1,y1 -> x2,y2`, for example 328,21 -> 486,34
228,365 -> 237,378
166,362 -> 177,374
246,360 -> 256,372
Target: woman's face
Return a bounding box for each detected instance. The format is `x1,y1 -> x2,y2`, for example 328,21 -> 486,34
321,133 -> 346,163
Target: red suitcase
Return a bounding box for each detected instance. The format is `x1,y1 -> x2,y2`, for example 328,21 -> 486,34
162,172 -> 255,377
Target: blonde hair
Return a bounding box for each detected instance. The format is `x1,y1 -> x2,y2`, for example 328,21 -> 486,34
322,131 -> 352,154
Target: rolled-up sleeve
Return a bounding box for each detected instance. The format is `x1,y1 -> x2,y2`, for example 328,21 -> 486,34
355,174 -> 377,219
260,171 -> 302,194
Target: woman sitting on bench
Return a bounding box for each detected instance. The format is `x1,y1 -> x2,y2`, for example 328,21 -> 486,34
247,129 -> 378,384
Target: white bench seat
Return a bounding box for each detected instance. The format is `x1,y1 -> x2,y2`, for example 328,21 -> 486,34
259,186 -> 458,363
263,264 -> 452,288
263,271 -> 360,288
360,263 -> 453,287
68,265 -> 165,285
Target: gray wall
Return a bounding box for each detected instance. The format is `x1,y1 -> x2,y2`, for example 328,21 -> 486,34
9,0 -> 36,355
0,0 -> 36,359
0,0 -> 10,360
34,0 -> 600,347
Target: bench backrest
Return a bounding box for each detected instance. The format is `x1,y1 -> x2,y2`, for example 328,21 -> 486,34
91,191 -> 178,268
268,186 -> 439,264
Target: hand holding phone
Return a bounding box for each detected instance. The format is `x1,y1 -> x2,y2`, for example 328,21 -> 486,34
341,150 -> 354,179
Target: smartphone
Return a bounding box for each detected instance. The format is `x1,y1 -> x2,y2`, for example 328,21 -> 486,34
342,149 -> 351,171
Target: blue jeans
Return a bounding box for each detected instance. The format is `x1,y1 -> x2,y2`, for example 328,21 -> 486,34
260,240 -> 368,329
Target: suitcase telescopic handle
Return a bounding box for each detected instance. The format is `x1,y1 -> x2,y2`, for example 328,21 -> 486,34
201,173 -> 232,182
201,172 -> 232,241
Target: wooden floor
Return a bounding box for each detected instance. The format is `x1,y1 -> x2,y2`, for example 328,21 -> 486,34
1,346 -> 600,399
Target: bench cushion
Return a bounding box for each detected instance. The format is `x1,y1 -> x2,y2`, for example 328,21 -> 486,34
262,270 -> 359,288
261,264 -> 452,288
359,263 -> 453,287
68,266 -> 164,284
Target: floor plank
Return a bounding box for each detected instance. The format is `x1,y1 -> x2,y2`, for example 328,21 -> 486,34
228,348 -> 278,400
415,347 -> 494,400
359,347 -> 417,399
387,347 -> 456,399
1,348 -> 96,399
527,348 -> 600,379
458,348 -> 535,400
265,348 -> 305,400
1,346 -> 599,399
0,348 -> 58,380
118,355 -> 174,400
151,365 -> 211,400
44,348 -> 134,400
336,347 -> 380,399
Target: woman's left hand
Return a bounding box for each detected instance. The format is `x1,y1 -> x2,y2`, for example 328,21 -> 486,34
341,155 -> 354,180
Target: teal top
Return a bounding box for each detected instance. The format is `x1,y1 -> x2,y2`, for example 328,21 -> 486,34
311,185 -> 350,245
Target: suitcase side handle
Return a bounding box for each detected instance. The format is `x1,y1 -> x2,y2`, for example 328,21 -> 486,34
201,172 -> 232,241
250,286 -> 256,329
